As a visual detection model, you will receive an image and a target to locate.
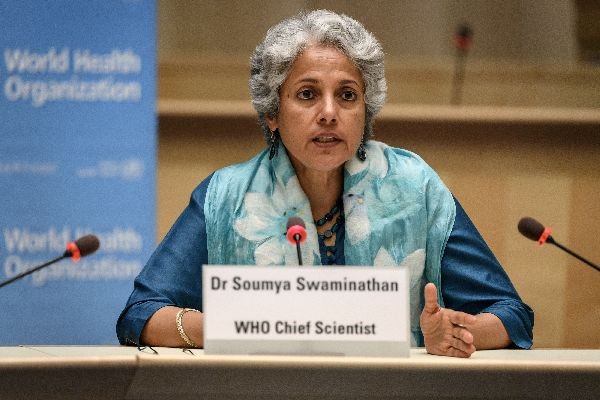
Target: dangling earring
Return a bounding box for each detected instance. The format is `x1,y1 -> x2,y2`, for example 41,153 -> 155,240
269,129 -> 280,160
356,140 -> 367,162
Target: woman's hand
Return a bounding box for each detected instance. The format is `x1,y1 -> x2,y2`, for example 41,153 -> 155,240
420,283 -> 477,358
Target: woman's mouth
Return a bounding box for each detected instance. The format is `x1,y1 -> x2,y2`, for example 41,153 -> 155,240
313,136 -> 339,143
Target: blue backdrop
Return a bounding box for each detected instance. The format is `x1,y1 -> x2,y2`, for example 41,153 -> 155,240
0,1 -> 156,344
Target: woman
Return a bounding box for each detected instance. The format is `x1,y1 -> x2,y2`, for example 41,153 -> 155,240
117,10 -> 533,358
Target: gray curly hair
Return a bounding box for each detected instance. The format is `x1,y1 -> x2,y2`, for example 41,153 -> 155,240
249,9 -> 387,143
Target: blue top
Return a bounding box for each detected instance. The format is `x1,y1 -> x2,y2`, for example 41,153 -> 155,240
116,174 -> 534,348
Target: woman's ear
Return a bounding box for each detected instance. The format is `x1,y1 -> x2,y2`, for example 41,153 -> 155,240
265,114 -> 278,131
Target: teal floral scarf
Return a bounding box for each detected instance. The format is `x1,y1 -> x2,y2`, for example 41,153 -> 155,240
204,140 -> 456,345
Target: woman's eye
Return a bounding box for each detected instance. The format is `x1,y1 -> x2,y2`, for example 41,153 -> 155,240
341,90 -> 357,101
297,89 -> 314,100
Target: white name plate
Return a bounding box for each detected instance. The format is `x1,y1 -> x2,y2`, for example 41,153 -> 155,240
203,265 -> 409,357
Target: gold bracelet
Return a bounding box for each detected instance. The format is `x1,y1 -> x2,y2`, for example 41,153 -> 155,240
176,308 -> 200,348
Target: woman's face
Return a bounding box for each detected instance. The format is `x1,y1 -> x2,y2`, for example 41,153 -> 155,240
267,44 -> 366,176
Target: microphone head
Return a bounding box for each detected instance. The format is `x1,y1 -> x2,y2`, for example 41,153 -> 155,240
286,216 -> 307,244
456,23 -> 473,39
454,23 -> 473,50
517,217 -> 545,241
65,234 -> 100,261
75,234 -> 101,256
518,217 -> 554,246
286,216 -> 306,230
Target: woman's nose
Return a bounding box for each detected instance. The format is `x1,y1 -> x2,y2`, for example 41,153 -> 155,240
318,95 -> 337,124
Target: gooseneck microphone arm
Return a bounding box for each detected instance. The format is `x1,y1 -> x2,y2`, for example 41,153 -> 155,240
518,217 -> 600,273
294,237 -> 303,266
0,234 -> 101,289
0,255 -> 66,289
547,237 -> 600,272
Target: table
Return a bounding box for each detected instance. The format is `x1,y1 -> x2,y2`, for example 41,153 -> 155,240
1,346 -> 598,399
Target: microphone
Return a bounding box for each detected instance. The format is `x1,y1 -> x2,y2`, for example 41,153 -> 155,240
286,217 -> 307,265
518,217 -> 599,273
451,23 -> 473,105
454,23 -> 473,52
0,234 -> 101,289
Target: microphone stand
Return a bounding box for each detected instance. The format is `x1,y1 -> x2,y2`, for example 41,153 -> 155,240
294,234 -> 303,266
0,254 -> 68,289
547,237 -> 600,273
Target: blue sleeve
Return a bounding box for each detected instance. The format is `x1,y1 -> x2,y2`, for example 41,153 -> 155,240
441,197 -> 534,349
116,174 -> 212,345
